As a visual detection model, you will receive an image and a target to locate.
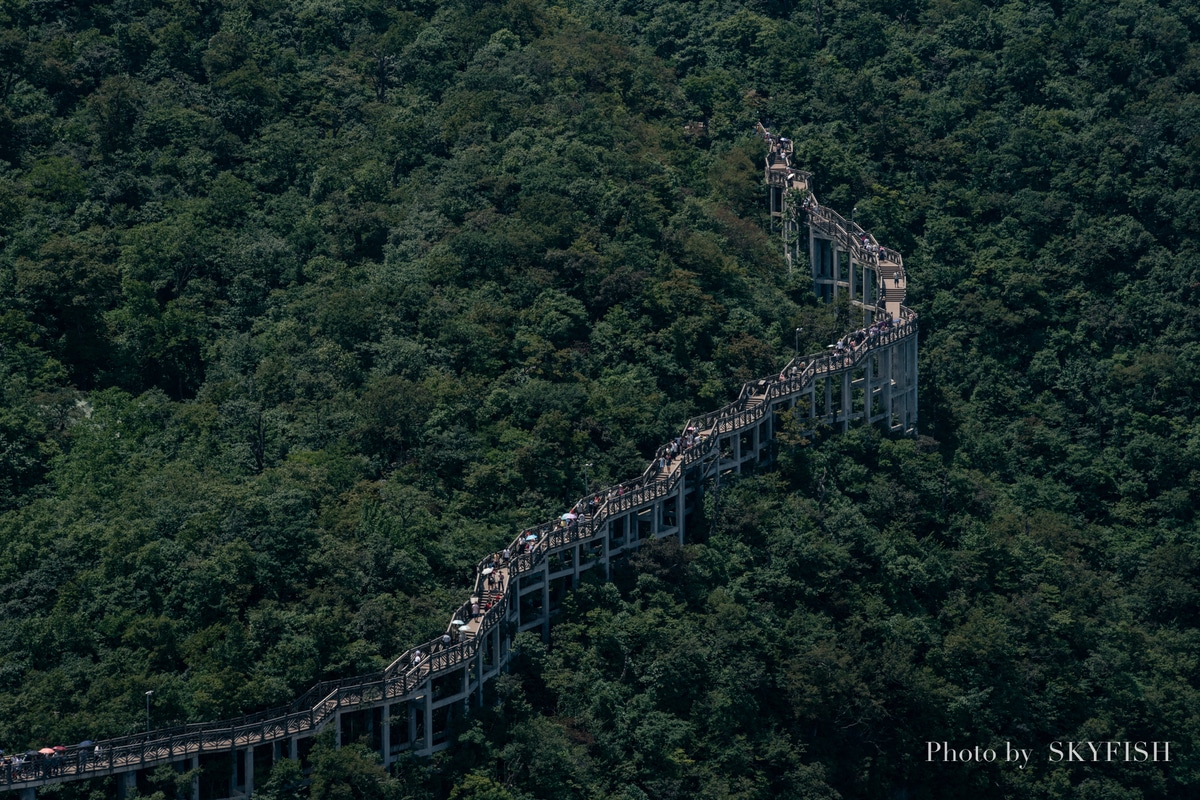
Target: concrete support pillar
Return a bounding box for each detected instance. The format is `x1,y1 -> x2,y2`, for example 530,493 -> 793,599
408,701 -> 417,751
879,356 -> 887,420
117,770 -> 137,800
381,703 -> 391,769
784,215 -> 797,275
244,746 -> 254,799
476,645 -> 484,706
809,226 -> 817,285
910,334 -> 919,432
676,478 -> 687,545
427,695 -> 436,753
832,242 -> 840,289
892,343 -> 903,424
841,371 -> 851,433
602,522 -> 610,581
541,564 -> 550,641
863,353 -> 873,422
885,343 -> 895,427
190,756 -> 200,800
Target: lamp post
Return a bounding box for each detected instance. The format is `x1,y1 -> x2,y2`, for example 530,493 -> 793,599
145,690 -> 153,733
583,463 -> 592,497
795,328 -> 802,359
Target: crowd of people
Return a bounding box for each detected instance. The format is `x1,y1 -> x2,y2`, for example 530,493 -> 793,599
653,426 -> 703,473
832,317 -> 897,355
434,313 -> 905,667
6,307 -> 903,780
3,743 -> 100,782
858,233 -> 882,260
417,312 -> 906,694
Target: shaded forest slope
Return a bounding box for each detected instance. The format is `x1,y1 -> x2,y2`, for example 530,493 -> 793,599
1,0 -> 1199,798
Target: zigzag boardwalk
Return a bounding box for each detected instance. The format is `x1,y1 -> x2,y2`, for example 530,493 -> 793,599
5,129 -> 917,800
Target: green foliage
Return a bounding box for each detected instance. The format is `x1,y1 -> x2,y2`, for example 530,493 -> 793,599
309,731 -> 398,800
447,774 -> 514,800
0,0 -> 1198,796
132,763 -> 201,800
254,758 -> 306,800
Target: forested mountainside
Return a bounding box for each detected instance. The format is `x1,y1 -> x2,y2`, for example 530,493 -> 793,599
1,0 -> 1198,797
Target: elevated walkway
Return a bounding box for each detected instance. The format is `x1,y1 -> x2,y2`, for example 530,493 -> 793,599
5,130 -> 918,800
756,123 -> 908,319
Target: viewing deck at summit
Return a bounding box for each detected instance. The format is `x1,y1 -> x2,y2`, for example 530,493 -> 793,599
5,127 -> 917,800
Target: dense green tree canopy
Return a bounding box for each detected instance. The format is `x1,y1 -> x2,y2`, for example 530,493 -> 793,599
1,0 -> 1198,797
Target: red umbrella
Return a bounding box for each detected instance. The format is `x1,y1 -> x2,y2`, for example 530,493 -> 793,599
38,748 -> 54,755
52,746 -> 66,753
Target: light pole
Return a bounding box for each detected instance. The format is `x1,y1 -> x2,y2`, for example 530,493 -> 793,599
145,690 -> 153,733
583,462 -> 592,497
795,328 -> 802,359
